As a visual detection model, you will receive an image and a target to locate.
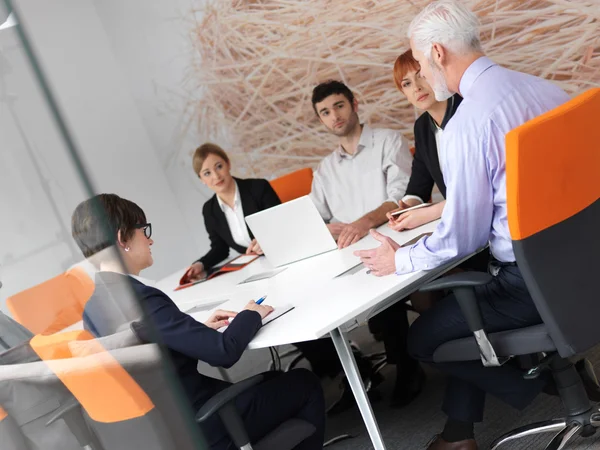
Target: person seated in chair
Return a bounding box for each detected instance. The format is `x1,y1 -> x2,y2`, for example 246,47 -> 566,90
182,143 -> 374,407
183,143 -> 281,282
356,2 -> 599,448
72,193 -> 325,450
303,80 -> 426,411
385,49 -> 490,314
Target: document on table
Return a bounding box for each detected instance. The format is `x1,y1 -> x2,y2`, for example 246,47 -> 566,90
238,267 -> 288,284
187,298 -> 294,332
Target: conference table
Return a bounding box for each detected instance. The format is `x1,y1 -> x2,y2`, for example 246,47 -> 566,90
157,220 -> 476,450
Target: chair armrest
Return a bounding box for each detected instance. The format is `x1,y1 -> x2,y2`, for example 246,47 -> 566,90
421,272 -> 508,367
45,397 -> 80,426
46,397 -> 100,448
419,272 -> 492,292
420,272 -> 492,333
195,373 -> 265,423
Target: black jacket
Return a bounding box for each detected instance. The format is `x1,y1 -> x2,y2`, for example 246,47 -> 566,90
198,178 -> 281,269
405,94 -> 462,201
83,271 -> 263,410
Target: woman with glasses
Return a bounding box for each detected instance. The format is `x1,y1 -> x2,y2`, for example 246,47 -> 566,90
182,143 -> 281,284
72,193 -> 325,450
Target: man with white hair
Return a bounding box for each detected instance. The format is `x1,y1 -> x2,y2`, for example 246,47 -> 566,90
354,1 -> 598,449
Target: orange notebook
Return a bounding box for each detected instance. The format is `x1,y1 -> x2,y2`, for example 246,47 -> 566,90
175,254 -> 260,291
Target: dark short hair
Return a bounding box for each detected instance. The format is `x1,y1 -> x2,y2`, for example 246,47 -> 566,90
71,193 -> 147,258
192,142 -> 230,176
311,80 -> 355,115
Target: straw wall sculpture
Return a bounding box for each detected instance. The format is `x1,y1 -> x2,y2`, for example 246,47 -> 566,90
187,0 -> 600,178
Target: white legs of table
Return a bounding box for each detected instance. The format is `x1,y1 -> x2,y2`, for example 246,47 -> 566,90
330,327 -> 386,450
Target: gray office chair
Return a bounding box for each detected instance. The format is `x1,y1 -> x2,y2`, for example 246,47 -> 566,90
54,322 -> 318,450
418,89 -> 600,449
196,373 -> 317,450
0,351 -> 98,450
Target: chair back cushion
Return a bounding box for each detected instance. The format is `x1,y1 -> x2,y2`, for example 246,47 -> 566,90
270,168 -> 313,203
6,268 -> 94,335
506,88 -> 600,357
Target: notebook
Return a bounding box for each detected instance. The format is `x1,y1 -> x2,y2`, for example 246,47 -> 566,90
187,298 -> 294,332
175,254 -> 260,291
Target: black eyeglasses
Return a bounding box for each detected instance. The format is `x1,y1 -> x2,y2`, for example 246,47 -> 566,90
135,223 -> 152,239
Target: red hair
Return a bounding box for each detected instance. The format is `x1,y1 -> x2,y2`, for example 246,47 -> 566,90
393,49 -> 420,92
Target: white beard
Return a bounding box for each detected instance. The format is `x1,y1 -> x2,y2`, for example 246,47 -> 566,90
429,59 -> 453,101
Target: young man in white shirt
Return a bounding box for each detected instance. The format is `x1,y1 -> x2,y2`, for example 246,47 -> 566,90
305,80 -> 425,409
310,80 -> 414,249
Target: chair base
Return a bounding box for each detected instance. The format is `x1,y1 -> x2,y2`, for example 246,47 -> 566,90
490,406 -> 600,450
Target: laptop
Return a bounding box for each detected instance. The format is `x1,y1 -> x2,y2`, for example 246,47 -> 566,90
245,195 -> 337,267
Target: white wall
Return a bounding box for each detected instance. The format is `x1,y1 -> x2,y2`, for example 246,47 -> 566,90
91,0 -> 213,254
0,0 -> 204,313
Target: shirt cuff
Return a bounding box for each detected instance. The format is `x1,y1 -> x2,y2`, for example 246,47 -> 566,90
401,195 -> 424,205
394,246 -> 414,275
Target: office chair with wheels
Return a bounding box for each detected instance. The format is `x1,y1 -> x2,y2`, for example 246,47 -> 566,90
196,373 -> 317,450
0,351 -> 99,450
418,88 -> 600,450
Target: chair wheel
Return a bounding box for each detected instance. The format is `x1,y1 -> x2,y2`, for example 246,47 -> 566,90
580,424 -> 597,438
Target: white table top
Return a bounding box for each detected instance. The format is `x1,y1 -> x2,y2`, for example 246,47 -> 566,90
156,221 -> 464,350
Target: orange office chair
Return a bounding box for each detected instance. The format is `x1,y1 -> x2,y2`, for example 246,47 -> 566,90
270,168 -> 313,203
417,88 -> 600,449
30,330 -> 179,450
6,267 -> 94,335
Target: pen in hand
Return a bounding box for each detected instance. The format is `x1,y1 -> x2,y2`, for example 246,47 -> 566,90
255,295 -> 267,305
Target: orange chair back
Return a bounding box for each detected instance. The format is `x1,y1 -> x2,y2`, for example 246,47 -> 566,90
507,88 -> 600,240
6,267 -> 95,335
270,168 -> 313,203
30,330 -> 155,424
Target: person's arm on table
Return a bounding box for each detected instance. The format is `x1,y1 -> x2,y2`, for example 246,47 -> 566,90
355,124 -> 494,276
137,290 -> 272,368
386,140 -> 435,219
337,201 -> 398,249
309,169 -> 347,239
338,131 -> 412,249
389,200 -> 446,231
183,204 -> 231,283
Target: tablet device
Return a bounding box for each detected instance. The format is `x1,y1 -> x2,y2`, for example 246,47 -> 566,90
390,203 -> 433,217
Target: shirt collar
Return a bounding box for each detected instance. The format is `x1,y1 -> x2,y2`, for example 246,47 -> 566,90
459,56 -> 496,98
336,124 -> 372,161
216,181 -> 240,212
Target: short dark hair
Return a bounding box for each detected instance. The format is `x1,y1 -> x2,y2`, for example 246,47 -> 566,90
71,193 -> 147,258
311,80 -> 355,115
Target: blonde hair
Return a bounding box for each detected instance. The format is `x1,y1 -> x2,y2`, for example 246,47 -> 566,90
192,143 -> 230,175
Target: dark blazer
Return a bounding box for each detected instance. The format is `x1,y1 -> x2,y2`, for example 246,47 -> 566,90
405,94 -> 463,202
198,177 -> 281,269
83,271 -> 262,410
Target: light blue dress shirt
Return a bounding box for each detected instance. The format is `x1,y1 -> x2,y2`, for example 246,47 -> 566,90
395,57 -> 570,274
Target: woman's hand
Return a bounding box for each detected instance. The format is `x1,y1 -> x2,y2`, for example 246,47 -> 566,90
183,262 -> 205,283
388,203 -> 443,232
246,239 -> 263,255
243,301 -> 274,320
204,309 -> 237,330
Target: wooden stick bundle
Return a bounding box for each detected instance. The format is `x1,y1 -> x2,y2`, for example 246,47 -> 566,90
185,0 -> 599,178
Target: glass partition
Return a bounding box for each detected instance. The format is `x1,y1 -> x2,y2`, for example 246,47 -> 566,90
0,2 -> 206,448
